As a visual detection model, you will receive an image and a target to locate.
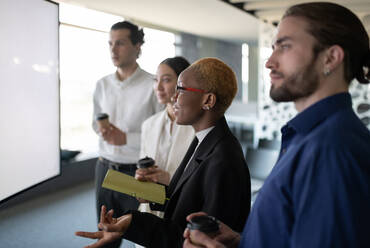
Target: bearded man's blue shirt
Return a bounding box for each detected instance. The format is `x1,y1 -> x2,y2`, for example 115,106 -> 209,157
239,92 -> 370,248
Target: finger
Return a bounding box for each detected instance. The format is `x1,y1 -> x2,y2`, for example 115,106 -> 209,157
145,174 -> 158,183
183,237 -> 201,248
147,167 -> 158,173
108,123 -> 115,131
75,231 -> 102,239
183,228 -> 190,238
106,209 -> 114,223
100,205 -> 107,223
189,230 -> 221,248
136,168 -> 148,174
99,223 -> 122,232
135,175 -> 147,181
135,171 -> 145,177
186,212 -> 208,222
136,197 -> 149,203
84,238 -> 111,248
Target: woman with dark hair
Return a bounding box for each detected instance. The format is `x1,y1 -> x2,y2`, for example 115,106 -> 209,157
136,57 -> 194,218
76,58 -> 251,248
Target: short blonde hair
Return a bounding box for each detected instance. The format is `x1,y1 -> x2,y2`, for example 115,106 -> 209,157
188,57 -> 237,114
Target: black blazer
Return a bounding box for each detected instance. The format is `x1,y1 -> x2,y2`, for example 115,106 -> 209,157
124,117 -> 251,248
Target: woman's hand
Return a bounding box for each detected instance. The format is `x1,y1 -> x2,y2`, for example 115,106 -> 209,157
135,166 -> 171,185
75,206 -> 132,248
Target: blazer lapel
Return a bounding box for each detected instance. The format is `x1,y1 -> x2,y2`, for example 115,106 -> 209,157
170,116 -> 230,197
167,136 -> 198,197
172,155 -> 201,195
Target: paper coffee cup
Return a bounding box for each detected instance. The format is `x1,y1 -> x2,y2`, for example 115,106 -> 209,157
96,113 -> 110,129
187,215 -> 220,239
137,156 -> 155,169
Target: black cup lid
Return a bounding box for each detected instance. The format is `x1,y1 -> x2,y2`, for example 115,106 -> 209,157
137,156 -> 155,168
96,113 -> 109,120
187,215 -> 219,233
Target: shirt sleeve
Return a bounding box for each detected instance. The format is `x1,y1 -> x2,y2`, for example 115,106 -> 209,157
125,132 -> 141,150
139,121 -> 146,158
92,81 -> 102,134
123,210 -> 183,248
290,144 -> 370,247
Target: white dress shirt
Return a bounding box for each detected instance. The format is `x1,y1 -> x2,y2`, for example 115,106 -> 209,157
92,66 -> 163,163
183,126 -> 215,171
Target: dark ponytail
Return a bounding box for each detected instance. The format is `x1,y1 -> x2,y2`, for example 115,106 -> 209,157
356,51 -> 370,84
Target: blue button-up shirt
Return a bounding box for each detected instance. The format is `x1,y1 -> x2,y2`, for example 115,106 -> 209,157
240,93 -> 370,248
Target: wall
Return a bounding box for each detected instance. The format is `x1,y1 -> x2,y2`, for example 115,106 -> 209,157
177,32 -> 244,101
257,22 -> 370,140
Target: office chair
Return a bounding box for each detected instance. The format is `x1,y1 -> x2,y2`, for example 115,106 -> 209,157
245,147 -> 279,205
258,138 -> 281,150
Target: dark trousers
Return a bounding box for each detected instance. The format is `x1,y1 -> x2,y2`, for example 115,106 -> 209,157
95,158 -> 139,248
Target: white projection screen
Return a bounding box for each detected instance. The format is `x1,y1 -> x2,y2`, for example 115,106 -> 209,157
0,0 -> 60,203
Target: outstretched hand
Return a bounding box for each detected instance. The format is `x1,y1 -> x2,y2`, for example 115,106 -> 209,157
75,205 -> 132,248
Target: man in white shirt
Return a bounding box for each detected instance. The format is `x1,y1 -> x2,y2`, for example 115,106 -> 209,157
92,21 -> 162,248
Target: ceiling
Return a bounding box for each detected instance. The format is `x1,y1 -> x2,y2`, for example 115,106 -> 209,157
54,0 -> 261,44
55,0 -> 370,44
225,0 -> 370,31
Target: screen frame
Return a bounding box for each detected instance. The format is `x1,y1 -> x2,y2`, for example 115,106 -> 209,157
0,0 -> 61,206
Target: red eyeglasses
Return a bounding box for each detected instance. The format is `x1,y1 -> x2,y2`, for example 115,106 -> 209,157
176,85 -> 205,93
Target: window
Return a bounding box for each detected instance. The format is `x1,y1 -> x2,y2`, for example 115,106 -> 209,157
59,3 -> 175,153
242,43 -> 249,102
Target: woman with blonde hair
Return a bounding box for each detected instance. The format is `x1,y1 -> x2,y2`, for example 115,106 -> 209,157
76,57 -> 251,248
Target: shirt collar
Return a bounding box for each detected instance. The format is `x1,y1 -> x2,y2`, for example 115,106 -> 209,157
195,126 -> 215,145
287,92 -> 352,134
113,65 -> 142,86
164,110 -> 172,122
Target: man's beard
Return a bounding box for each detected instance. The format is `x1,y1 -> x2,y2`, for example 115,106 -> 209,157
270,58 -> 319,102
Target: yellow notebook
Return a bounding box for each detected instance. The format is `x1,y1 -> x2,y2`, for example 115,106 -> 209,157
102,169 -> 166,204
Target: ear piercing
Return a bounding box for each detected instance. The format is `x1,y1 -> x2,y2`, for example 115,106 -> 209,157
323,68 -> 331,76
203,106 -> 210,110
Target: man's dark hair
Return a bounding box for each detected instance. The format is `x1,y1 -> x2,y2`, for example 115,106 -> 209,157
111,21 -> 145,45
284,2 -> 370,84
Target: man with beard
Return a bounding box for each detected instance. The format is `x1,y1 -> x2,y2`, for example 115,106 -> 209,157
183,2 -> 370,248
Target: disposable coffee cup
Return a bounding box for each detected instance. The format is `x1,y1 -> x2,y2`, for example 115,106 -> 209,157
137,156 -> 155,169
96,113 -> 110,129
187,215 -> 220,239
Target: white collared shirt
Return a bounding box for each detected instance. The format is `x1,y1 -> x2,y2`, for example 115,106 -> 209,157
92,66 -> 163,163
183,126 -> 215,171
155,111 -> 175,170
